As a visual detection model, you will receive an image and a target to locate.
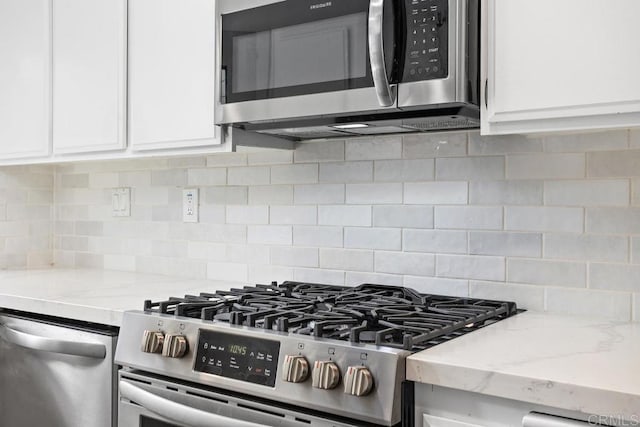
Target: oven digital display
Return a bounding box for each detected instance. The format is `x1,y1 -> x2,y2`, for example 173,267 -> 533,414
193,330 -> 280,387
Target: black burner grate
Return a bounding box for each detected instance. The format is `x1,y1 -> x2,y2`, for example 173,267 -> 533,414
143,282 -> 518,351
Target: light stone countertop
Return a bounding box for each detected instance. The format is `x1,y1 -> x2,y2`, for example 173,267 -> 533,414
0,268 -> 239,326
407,311 -> 640,419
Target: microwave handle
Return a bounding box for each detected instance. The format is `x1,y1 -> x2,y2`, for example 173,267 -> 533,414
119,381 -> 267,427
369,0 -> 396,107
0,323 -> 106,359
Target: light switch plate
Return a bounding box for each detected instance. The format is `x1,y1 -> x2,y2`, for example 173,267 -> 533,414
183,188 -> 199,223
112,188 -> 131,217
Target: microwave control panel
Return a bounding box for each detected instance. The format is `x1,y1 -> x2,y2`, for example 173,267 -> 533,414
403,0 -> 448,82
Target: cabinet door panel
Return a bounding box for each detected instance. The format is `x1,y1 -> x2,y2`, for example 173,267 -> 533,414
52,0 -> 127,154
129,0 -> 219,150
482,0 -> 640,135
0,0 -> 51,159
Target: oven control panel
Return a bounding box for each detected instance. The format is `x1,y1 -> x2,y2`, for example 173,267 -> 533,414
193,330 -> 280,387
402,0 -> 449,82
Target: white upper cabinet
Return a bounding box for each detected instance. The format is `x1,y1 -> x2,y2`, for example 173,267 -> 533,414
128,0 -> 219,151
482,0 -> 640,135
52,0 -> 127,154
0,0 -> 51,159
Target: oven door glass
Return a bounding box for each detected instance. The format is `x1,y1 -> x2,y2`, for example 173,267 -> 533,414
222,0 -> 372,103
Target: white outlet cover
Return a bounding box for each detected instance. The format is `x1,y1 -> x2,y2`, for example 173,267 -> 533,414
183,188 -> 199,223
111,188 -> 131,217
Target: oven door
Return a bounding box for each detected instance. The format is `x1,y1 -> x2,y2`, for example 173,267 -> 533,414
118,370 -> 364,427
216,0 -> 400,125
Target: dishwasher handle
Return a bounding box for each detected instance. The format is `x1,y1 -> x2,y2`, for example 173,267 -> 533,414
523,413 -> 591,427
0,323 -> 106,359
119,381 -> 267,427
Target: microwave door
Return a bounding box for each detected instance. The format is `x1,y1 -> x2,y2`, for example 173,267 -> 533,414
216,0 -> 399,125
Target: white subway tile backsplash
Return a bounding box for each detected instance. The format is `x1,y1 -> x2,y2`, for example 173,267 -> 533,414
318,205 -> 372,226
248,225 -> 292,245
404,276 -> 469,297
248,185 -> 293,205
505,207 -> 583,233
544,234 -> 628,262
346,183 -> 403,204
294,184 -> 344,205
435,206 -> 503,230
228,166 -> 270,186
374,251 -> 435,276
469,231 -> 542,257
403,132 -> 468,158
546,287 -> 631,321
203,186 -> 248,205
436,255 -> 505,281
507,259 -> 586,287
319,248 -> 373,272
293,226 -> 343,248
405,182 -> 468,205
271,164 -> 318,184
588,150 -> 640,177
319,162 -> 373,183
270,206 -> 317,225
436,157 -> 505,180
631,129 -> 640,149
468,133 -> 543,155
633,237 -> 640,264
187,241 -> 226,261
373,205 -> 433,229
586,208 -> 640,234
590,263 -> 640,292
344,227 -> 401,250
119,171 -> 151,187
345,136 -> 402,160
226,244 -> 270,265
206,153 -> 247,167
294,141 -> 345,163
270,246 -> 319,268
226,206 -> 269,225
247,150 -> 293,166
187,168 -> 227,186
544,130 -> 629,152
151,169 -> 187,186
374,159 -> 434,182
403,229 -> 467,254
507,153 -> 585,180
544,180 -> 629,207
293,268 -> 345,285
248,264 -> 294,284
207,261 -> 248,282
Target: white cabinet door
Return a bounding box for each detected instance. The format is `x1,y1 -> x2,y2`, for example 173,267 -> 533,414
0,0 -> 51,159
482,0 -> 640,135
52,0 -> 127,154
128,0 -> 219,151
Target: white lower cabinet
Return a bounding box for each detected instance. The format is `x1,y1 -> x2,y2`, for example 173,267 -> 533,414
128,0 -> 220,151
482,0 -> 640,135
0,0 -> 51,160
52,0 -> 127,154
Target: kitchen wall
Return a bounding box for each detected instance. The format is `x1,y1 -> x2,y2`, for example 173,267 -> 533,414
52,129 -> 640,321
0,165 -> 53,269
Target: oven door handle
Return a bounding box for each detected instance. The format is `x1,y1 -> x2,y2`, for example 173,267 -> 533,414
369,0 -> 396,107
0,323 -> 106,359
119,381 -> 268,427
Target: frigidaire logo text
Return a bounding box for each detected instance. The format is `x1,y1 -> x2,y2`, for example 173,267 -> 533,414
310,1 -> 332,10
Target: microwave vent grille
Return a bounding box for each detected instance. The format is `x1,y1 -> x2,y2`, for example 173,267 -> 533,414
402,117 -> 479,131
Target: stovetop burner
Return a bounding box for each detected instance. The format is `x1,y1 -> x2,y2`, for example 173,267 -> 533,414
143,282 -> 518,351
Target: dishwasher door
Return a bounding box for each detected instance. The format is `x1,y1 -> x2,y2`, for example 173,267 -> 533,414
0,311 -> 118,427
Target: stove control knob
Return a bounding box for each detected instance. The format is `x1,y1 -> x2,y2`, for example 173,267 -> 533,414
162,334 -> 188,358
312,361 -> 341,390
344,366 -> 374,397
282,355 -> 310,383
141,330 -> 164,353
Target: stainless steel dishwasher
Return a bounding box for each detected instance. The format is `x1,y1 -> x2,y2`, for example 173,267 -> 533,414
0,309 -> 118,427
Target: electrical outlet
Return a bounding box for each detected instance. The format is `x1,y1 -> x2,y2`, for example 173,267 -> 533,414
111,188 -> 131,217
183,188 -> 199,223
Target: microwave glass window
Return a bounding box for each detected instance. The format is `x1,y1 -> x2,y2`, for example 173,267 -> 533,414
231,13 -> 367,94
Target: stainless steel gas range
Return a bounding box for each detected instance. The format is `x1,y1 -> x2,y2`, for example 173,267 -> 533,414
115,282 -> 518,427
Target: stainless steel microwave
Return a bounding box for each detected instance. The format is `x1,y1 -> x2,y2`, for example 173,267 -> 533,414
215,0 -> 480,140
